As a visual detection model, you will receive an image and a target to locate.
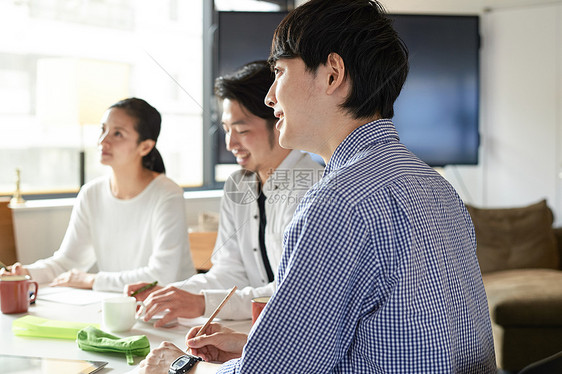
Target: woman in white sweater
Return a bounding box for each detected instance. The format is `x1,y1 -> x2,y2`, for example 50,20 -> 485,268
3,98 -> 195,291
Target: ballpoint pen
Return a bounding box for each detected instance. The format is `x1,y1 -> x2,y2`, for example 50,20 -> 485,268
195,286 -> 238,337
130,281 -> 158,297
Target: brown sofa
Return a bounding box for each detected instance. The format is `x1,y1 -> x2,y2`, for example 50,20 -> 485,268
467,200 -> 562,372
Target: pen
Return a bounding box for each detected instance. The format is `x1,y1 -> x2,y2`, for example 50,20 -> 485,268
195,286 -> 238,337
130,281 -> 158,297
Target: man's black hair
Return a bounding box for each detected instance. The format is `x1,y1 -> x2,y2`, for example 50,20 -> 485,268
269,0 -> 409,119
215,60 -> 276,130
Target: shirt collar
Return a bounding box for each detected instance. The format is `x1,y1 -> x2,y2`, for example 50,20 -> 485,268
261,149 -> 308,196
325,119 -> 399,175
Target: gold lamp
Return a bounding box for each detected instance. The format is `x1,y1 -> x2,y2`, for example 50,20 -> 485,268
10,168 -> 25,206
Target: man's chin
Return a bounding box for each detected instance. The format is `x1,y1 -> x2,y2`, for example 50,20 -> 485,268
238,160 -> 255,173
278,134 -> 293,150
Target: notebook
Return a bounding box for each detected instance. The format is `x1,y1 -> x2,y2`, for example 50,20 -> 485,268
0,354 -> 108,373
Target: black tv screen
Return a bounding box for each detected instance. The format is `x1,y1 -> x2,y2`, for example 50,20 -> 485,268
214,12 -> 480,167
390,14 -> 480,166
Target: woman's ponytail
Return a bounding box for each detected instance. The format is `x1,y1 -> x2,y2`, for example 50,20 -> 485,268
143,147 -> 166,173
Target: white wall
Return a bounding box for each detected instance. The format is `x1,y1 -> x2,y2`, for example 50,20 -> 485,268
443,3 -> 562,225
11,192 -> 222,264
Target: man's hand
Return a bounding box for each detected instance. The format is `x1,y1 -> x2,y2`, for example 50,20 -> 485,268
49,269 -> 95,289
125,282 -> 163,301
186,323 -> 247,363
141,285 -> 205,328
138,341 -> 220,374
0,262 -> 30,277
138,341 -> 185,374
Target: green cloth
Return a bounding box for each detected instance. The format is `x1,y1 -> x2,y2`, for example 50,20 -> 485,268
12,315 -> 98,340
77,326 -> 150,365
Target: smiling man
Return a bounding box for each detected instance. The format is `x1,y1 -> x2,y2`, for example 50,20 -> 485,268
139,0 -> 496,373
127,60 -> 323,325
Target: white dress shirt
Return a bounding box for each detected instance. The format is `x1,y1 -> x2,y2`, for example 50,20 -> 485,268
174,150 -> 324,319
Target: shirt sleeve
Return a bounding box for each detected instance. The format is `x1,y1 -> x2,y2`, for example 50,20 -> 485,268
26,187 -> 97,284
217,190 -> 379,373
172,191 -> 254,316
93,188 -> 195,291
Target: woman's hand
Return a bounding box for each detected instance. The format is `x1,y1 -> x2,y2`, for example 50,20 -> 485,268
50,269 -> 95,289
0,262 -> 30,277
186,323 -> 248,363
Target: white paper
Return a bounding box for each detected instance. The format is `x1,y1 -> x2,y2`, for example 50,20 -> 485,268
177,316 -> 208,327
37,287 -> 120,305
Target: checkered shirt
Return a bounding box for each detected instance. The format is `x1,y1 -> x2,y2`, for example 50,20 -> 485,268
218,119 -> 496,373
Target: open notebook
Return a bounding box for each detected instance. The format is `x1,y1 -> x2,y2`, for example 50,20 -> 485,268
0,354 -> 107,374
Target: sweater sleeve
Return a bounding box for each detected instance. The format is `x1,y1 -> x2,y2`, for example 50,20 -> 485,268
26,186 -> 97,284
93,186 -> 195,292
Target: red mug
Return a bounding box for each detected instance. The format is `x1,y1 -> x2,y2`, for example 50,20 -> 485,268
251,296 -> 271,325
0,275 -> 38,314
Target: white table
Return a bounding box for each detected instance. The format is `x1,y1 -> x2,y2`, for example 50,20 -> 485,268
0,287 -> 252,373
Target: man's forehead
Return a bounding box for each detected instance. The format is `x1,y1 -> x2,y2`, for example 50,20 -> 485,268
221,99 -> 253,124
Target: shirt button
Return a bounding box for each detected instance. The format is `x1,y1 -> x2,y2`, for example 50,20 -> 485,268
262,280 -> 265,283
254,215 -> 258,219
253,248 -> 257,252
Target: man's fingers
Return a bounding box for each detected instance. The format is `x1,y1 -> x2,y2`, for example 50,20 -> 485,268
141,289 -> 179,321
141,294 -> 169,320
186,322 -> 221,341
142,301 -> 167,321
186,333 -> 220,349
153,312 -> 176,328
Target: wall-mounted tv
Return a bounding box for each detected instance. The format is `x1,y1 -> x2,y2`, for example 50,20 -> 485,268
214,11 -> 480,167
391,14 -> 480,166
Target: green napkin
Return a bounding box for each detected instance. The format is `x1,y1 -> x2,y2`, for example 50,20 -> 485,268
77,326 -> 150,365
12,315 -> 98,340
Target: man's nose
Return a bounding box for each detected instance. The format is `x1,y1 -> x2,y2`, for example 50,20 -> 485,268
225,132 -> 237,151
264,82 -> 276,108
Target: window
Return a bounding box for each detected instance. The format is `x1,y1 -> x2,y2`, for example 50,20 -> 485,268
0,0 -> 203,195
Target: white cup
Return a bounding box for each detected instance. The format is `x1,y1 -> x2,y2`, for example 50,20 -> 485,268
102,296 -> 144,332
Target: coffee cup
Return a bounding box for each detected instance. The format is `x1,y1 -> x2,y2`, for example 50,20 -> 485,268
251,296 -> 271,325
0,275 -> 38,314
102,296 -> 145,332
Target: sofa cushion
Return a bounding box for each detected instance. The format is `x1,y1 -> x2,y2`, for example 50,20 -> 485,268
484,269 -> 562,326
466,200 -> 558,274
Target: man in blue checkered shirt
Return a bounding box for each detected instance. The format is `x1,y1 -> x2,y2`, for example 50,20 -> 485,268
139,0 -> 496,372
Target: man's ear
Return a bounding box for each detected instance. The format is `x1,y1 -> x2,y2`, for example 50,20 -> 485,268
139,139 -> 156,157
325,52 -> 346,95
